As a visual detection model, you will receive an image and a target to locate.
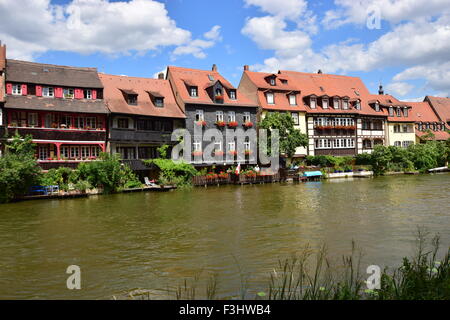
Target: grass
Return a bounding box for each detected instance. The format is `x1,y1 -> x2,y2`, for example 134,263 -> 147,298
122,230 -> 450,300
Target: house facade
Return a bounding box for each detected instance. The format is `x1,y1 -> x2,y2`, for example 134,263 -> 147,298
410,99 -> 450,142
3,59 -> 109,169
238,66 -> 308,157
425,96 -> 450,131
99,73 -> 185,171
0,43 -> 6,156
167,65 -> 258,166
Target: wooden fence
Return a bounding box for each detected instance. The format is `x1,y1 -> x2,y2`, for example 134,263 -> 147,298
193,173 -> 281,187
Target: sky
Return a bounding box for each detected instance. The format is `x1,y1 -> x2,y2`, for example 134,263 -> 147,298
0,0 -> 449,101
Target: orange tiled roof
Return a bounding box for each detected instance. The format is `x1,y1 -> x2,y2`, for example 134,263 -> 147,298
416,130 -> 450,141
99,73 -> 185,118
408,101 -> 440,123
167,66 -> 257,109
426,96 -> 450,123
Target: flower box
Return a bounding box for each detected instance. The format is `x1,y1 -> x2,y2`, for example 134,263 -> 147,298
215,95 -> 224,100
214,151 -> 224,157
229,150 -> 238,156
195,120 -> 207,127
227,121 -> 238,128
192,151 -> 203,157
244,150 -> 253,156
218,172 -> 229,179
215,121 -> 226,127
243,122 -> 254,128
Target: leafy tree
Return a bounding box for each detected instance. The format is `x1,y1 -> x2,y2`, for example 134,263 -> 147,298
258,112 -> 308,161
0,134 -> 41,203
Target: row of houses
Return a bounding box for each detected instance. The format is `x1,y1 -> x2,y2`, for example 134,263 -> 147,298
0,43 -> 449,172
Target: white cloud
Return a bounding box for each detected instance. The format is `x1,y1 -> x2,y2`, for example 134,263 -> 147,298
171,25 -> 222,59
0,0 -> 217,60
244,0 -> 308,20
386,82 -> 414,96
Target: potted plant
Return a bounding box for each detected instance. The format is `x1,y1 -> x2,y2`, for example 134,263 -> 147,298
229,150 -> 238,156
195,120 -> 207,127
218,172 -> 229,179
192,151 -> 203,157
243,121 -> 253,128
215,121 -> 226,127
228,121 -> 238,128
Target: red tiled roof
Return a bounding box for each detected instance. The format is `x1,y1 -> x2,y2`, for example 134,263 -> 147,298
167,66 -> 257,109
426,96 -> 450,123
99,73 -> 185,118
416,130 -> 450,141
408,101 -> 440,122
243,71 -> 299,91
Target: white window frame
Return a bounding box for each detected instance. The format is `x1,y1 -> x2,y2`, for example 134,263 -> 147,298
81,146 -> 90,159
266,92 -> 274,105
195,110 -> 204,121
343,100 -> 349,110
28,113 -> 38,127
85,117 -> 97,129
228,111 -> 236,122
229,90 -> 236,100
216,111 -> 224,122
289,94 -> 297,106
61,146 -> 70,159
91,146 -> 100,158
214,140 -> 222,152
63,88 -> 74,99
322,98 -> 328,109
356,100 -> 361,110
38,146 -> 49,160
12,84 -> 22,95
193,139 -> 202,152
333,98 -> 339,109
291,112 -> 299,125
43,87 -> 54,98
190,87 -> 198,97
310,97 -> 316,109
84,89 -> 92,100
243,112 -> 251,123
228,141 -> 236,152
244,140 -> 251,151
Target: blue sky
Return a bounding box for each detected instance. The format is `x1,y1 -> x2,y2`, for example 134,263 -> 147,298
0,0 -> 449,100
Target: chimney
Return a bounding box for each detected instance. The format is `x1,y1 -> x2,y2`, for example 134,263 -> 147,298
212,64 -> 217,72
317,69 -> 323,74
158,72 -> 165,80
378,84 -> 384,95
244,65 -> 249,71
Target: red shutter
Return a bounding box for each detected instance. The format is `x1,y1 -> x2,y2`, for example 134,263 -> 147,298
21,84 -> 28,95
6,83 -> 12,95
92,90 -> 97,100
75,89 -> 81,99
36,85 -> 43,97
55,87 -> 63,98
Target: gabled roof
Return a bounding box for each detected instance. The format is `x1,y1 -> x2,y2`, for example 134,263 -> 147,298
408,101 -> 441,123
6,59 -> 103,88
426,96 -> 450,122
243,70 -> 298,91
99,73 -> 185,118
168,66 -> 257,109
416,130 -> 450,141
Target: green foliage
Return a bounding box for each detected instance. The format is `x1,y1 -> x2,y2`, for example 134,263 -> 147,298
145,157 -> 197,187
77,153 -> 141,193
258,112 -> 308,159
39,167 -> 74,191
305,155 -> 353,168
0,134 -> 41,203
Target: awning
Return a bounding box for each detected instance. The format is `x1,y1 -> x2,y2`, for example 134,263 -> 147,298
303,171 -> 323,177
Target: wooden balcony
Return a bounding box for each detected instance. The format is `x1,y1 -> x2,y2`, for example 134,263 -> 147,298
109,129 -> 173,143
6,127 -> 106,142
315,148 -> 356,156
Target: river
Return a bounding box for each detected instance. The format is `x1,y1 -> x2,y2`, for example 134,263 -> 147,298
0,174 -> 449,299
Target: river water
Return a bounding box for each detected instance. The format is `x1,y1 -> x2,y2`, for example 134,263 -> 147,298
0,174 -> 449,299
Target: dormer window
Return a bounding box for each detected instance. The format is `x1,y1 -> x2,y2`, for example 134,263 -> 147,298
403,107 -> 408,117
333,97 -> 339,109
270,78 -> 276,86
289,94 -> 297,106
215,88 -> 223,97
127,94 -> 138,105
396,107 -> 401,117
355,100 -> 361,110
389,106 -> 394,117
310,97 -> 317,109
343,99 -> 349,110
266,92 -> 274,105
43,87 -> 54,97
190,86 -> 198,97
155,97 -> 164,107
63,88 -> 74,99
281,79 -> 288,84
229,90 -> 236,100
322,98 -> 328,109
84,89 -> 92,100
374,102 -> 380,112
12,84 -> 22,95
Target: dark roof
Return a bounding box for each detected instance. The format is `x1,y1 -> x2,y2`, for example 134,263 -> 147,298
4,95 -> 109,114
6,59 -> 103,88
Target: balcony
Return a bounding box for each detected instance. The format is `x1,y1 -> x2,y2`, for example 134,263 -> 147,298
6,127 -> 106,141
110,129 -> 172,143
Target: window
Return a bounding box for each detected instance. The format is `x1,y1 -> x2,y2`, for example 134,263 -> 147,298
243,112 -> 251,123
61,115 -> 72,128
228,141 -> 236,152
403,107 -> 408,117
38,146 -> 49,160
363,139 -> 373,149
356,100 -> 361,110
402,141 -> 413,148
84,90 -> 92,99
310,97 -> 317,109
81,146 -> 90,159
216,111 -> 224,122
228,111 -> 236,122
195,110 -> 204,121
28,113 -> 38,127
155,98 -> 164,107
70,146 -> 80,159
291,112 -> 299,125
333,98 -> 339,109
266,92 -> 274,105
61,146 -> 70,159
362,120 -> 371,130
244,140 -> 251,151
214,140 -> 222,152
117,147 -> 135,160
375,102 -> 380,112
396,108 -> 401,117
389,107 -> 394,117
373,120 -> 383,130
75,117 -> 85,129
215,88 -> 222,97
63,88 -> 74,99
43,87 -> 54,97
193,139 -> 202,152
117,118 -> 129,129
394,141 -> 401,147
343,100 -> 349,110
229,90 -> 236,100
322,98 -> 328,109
394,124 -> 400,133
127,94 -> 138,105
91,146 -> 100,158
12,84 -> 21,95
289,94 -> 297,106
85,117 -> 97,129
190,87 -> 198,97
269,78 -> 276,86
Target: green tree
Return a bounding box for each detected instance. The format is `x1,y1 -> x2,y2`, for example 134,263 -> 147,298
0,134 -> 41,203
258,112 -> 308,161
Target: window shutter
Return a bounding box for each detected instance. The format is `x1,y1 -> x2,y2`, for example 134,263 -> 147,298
55,87 -> 63,98
36,85 -> 43,97
21,84 -> 28,95
6,83 -> 12,95
75,89 -> 82,99
92,90 -> 97,100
